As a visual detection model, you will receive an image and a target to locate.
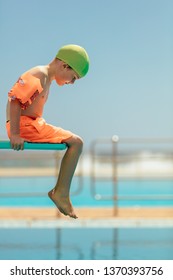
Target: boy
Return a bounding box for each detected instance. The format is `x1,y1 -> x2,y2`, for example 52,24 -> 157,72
6,44 -> 90,219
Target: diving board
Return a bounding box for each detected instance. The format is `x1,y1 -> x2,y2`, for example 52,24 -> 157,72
0,140 -> 67,150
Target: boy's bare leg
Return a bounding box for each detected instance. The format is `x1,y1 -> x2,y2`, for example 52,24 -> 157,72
48,135 -> 83,219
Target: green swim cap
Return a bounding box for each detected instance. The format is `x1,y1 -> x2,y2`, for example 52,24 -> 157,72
56,44 -> 89,78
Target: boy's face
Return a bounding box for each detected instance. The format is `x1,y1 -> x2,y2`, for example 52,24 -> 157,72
55,63 -> 80,86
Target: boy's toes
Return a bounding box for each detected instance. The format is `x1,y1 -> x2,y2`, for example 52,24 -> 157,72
69,212 -> 78,219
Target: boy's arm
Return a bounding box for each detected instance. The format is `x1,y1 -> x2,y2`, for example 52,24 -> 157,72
10,99 -> 25,150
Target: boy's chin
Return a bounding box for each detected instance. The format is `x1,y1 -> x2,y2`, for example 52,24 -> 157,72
55,79 -> 64,86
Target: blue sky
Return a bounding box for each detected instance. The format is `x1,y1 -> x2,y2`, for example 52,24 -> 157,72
0,0 -> 173,149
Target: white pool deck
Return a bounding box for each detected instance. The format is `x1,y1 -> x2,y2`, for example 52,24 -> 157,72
0,217 -> 173,228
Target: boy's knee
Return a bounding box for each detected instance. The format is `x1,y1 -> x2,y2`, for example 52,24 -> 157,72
74,136 -> 83,152
66,135 -> 83,152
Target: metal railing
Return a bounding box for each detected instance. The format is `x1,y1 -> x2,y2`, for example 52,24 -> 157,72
90,136 -> 173,215
90,136 -> 119,215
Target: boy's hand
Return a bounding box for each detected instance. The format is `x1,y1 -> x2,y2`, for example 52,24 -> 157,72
10,134 -> 25,151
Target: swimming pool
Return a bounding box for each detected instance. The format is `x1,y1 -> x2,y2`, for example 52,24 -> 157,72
0,176 -> 173,207
0,176 -> 173,260
0,228 -> 172,260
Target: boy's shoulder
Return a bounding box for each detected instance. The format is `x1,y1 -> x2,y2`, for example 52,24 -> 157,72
26,65 -> 47,79
25,66 -> 49,88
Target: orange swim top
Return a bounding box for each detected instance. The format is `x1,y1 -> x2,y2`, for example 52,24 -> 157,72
8,72 -> 43,110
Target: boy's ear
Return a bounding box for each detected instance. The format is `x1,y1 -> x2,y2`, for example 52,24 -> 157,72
58,60 -> 67,69
63,63 -> 72,70
63,63 -> 69,69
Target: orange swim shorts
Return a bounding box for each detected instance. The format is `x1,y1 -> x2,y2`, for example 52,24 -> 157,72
6,116 -> 73,143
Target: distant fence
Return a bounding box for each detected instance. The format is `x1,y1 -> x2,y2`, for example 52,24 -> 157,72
89,136 -> 173,215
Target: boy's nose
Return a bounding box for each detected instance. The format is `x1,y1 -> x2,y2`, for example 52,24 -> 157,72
70,77 -> 76,84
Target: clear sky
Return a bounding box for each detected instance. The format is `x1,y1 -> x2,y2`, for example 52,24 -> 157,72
1,0 -> 173,150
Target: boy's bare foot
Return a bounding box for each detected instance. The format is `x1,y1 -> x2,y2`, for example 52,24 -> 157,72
48,189 -> 78,219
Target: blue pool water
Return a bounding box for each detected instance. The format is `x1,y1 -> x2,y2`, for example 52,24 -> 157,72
0,176 -> 173,260
0,176 -> 173,207
0,228 -> 173,260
